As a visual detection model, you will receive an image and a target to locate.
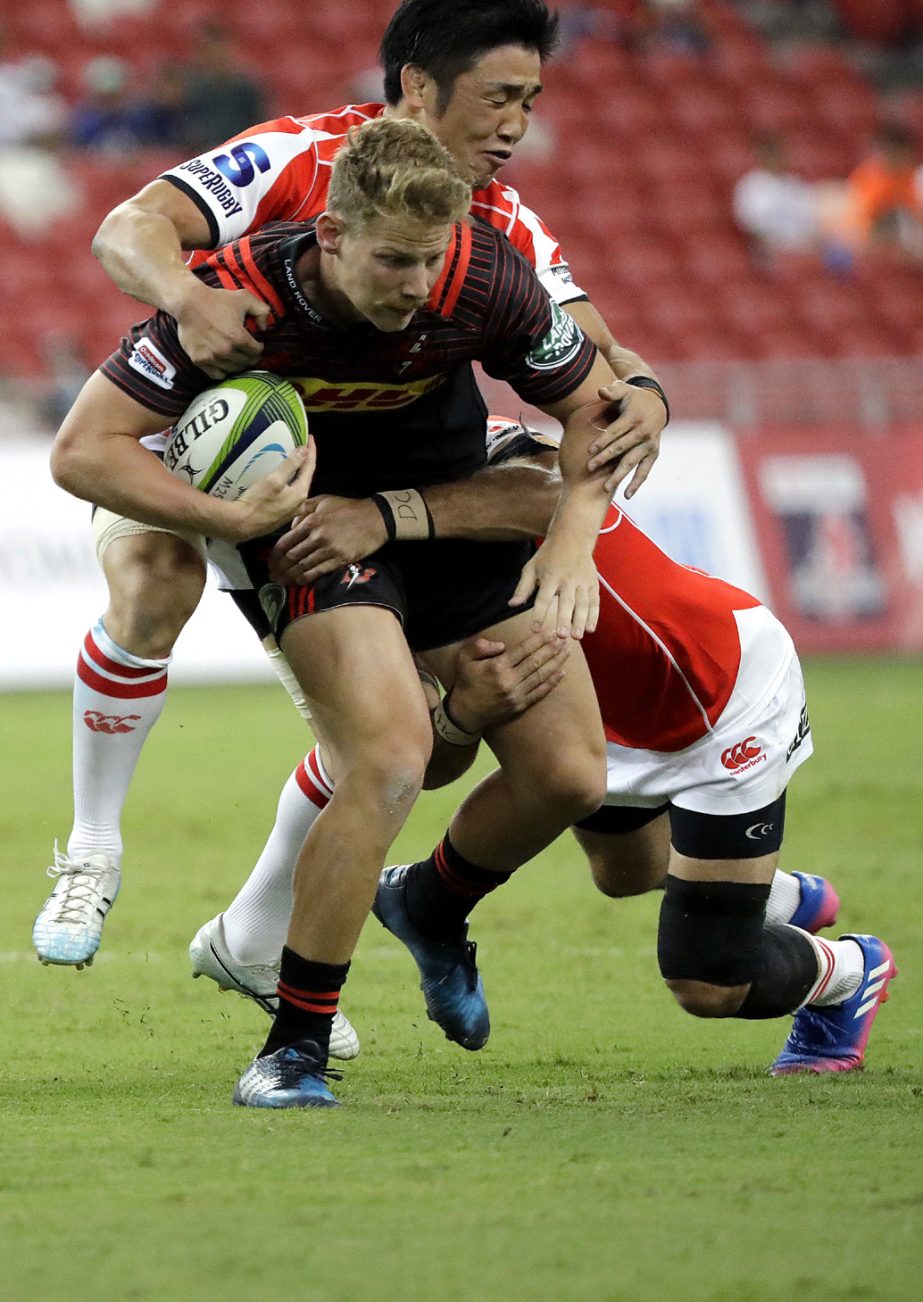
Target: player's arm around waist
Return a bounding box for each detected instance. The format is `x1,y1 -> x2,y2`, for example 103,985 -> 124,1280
50,371 -> 314,543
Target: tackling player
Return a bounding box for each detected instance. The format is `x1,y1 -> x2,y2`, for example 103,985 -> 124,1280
38,0 -> 669,971
192,419 -> 895,1078
46,119 -> 629,1107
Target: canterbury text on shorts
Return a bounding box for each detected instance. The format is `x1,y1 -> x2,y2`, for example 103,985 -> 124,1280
592,606 -> 814,819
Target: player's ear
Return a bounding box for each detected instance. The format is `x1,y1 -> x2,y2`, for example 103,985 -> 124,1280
316,212 -> 345,253
400,63 -> 429,111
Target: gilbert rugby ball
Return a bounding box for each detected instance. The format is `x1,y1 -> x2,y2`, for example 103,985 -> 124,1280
164,371 -> 308,500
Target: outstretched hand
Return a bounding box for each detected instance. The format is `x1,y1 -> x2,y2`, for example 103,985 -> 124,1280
230,442 -> 316,542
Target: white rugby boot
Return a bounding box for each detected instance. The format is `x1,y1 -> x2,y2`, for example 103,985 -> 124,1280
33,843 -> 121,968
189,913 -> 361,1061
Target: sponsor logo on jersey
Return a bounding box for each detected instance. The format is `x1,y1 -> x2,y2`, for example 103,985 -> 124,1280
128,338 -> 176,390
290,373 -> 446,412
550,262 -> 575,284
177,158 -> 244,217
526,300 -> 583,372
785,704 -> 811,762
720,735 -> 765,773
83,710 -> 142,735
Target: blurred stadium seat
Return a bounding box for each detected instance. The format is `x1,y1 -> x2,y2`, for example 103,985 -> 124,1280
1,0 -> 921,391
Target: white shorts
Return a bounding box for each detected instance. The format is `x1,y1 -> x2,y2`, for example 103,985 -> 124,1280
599,606 -> 814,817
92,508 -> 207,566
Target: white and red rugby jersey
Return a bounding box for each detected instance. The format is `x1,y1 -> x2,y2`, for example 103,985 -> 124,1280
162,104 -> 585,307
584,505 -> 770,754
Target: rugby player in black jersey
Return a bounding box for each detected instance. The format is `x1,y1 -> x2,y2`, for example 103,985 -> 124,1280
50,119 -> 627,1107
34,1 -> 669,983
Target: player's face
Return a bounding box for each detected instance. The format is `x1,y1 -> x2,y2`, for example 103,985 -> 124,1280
333,216 -> 454,331
423,45 -> 542,188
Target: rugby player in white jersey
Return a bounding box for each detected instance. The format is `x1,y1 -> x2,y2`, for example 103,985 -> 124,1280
196,419 -> 894,1077
35,0 -> 669,976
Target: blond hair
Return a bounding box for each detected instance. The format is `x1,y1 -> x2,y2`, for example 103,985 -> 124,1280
327,117 -> 471,230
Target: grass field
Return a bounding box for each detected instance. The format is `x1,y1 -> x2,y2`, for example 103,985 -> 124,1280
1,658 -> 921,1301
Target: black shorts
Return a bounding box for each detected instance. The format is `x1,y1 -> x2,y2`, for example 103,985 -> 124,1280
233,537 -> 536,652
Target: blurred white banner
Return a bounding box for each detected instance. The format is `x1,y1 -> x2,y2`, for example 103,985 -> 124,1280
0,423 -> 766,689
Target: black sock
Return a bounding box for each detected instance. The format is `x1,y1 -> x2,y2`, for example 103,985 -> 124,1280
260,948 -> 350,1058
736,924 -> 820,1019
404,834 -> 513,939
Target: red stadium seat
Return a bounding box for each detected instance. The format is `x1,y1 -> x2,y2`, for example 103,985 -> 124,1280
811,83 -> 879,140
682,234 -> 756,287
830,0 -> 909,45
719,283 -> 803,337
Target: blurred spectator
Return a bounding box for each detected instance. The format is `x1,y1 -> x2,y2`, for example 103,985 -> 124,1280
69,0 -> 156,29
130,62 -> 192,149
639,0 -> 711,56
556,1 -> 631,53
0,45 -> 67,147
845,122 -> 923,262
70,56 -> 148,153
178,23 -> 265,153
0,44 -> 78,238
733,132 -> 821,261
38,331 -> 92,431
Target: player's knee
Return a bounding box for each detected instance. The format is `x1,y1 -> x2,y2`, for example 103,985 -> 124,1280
664,977 -> 748,1018
353,733 -> 429,813
539,753 -> 607,825
587,855 -> 650,898
657,874 -> 770,1018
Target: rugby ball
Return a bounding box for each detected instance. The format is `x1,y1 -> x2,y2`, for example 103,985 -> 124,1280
164,371 -> 308,500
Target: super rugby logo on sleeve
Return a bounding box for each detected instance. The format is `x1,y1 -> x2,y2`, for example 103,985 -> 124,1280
526,301 -> 583,371
128,338 -> 177,390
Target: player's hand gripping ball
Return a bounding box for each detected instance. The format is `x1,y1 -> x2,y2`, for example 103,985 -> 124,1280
164,371 -> 308,500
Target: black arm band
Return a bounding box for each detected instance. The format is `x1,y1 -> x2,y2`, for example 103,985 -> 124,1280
371,489 -> 434,541
371,493 -> 397,541
625,375 -> 670,426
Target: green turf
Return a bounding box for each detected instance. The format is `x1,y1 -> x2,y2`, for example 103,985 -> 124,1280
2,658 -> 921,1301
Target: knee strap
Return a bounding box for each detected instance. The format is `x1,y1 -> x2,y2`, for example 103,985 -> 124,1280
658,875 -> 770,987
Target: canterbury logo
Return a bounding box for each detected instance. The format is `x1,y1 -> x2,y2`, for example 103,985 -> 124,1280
83,710 -> 142,735
721,736 -> 763,771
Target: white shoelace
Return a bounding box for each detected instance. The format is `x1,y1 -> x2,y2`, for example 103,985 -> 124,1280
44,854 -> 112,925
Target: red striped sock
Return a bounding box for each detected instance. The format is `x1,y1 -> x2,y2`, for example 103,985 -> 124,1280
261,949 -> 350,1059
69,622 -> 170,861
405,834 -> 513,937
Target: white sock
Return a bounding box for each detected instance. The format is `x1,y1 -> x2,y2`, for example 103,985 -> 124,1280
68,619 -> 170,865
798,932 -> 866,1008
765,869 -> 802,925
222,746 -> 334,966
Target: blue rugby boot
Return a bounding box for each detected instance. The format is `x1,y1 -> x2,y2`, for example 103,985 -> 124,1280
233,1039 -> 341,1108
372,864 -> 490,1050
789,871 -> 840,933
771,934 -> 896,1075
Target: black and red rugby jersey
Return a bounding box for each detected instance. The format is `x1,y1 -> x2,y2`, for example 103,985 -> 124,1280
101,219 -> 597,499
